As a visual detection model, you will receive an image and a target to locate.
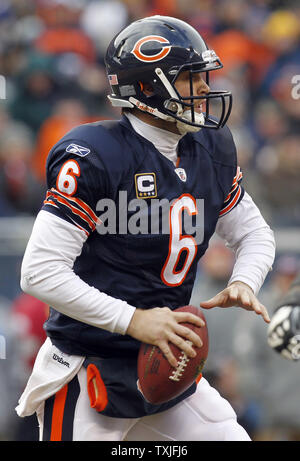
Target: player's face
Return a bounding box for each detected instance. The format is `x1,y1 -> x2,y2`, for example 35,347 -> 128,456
174,71 -> 210,113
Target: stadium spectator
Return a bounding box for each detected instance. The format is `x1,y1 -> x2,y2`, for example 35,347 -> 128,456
8,52 -> 59,133
31,99 -> 91,183
0,118 -> 45,216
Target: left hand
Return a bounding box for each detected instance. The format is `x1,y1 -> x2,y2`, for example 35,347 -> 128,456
200,281 -> 270,324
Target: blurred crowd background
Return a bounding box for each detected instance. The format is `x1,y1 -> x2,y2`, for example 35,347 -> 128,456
0,0 -> 299,442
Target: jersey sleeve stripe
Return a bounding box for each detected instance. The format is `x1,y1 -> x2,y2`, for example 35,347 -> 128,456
45,191 -> 96,232
221,165 -> 243,208
54,195 -> 96,231
233,166 -> 242,182
44,199 -> 59,208
50,187 -> 99,224
67,216 -> 90,237
224,181 -> 239,203
230,169 -> 243,190
219,184 -> 242,217
47,188 -> 100,226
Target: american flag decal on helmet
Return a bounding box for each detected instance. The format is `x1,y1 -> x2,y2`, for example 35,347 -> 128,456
108,74 -> 118,85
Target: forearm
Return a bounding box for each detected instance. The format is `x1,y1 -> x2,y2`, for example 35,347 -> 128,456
216,191 -> 276,295
20,210 -> 136,334
227,227 -> 275,294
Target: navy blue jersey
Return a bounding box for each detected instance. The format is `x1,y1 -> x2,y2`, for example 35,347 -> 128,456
43,115 -> 243,358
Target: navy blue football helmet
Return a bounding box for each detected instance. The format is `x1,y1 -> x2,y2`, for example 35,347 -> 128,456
105,15 -> 232,132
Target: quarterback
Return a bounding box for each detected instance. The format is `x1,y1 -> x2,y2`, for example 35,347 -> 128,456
16,16 -> 275,441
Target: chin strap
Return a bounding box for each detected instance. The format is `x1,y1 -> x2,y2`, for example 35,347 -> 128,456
176,111 -> 205,135
127,96 -> 205,135
128,96 -> 174,122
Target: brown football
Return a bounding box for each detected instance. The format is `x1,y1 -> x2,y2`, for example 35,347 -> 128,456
137,305 -> 209,404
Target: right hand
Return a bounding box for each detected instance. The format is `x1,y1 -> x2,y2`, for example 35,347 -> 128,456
126,306 -> 205,367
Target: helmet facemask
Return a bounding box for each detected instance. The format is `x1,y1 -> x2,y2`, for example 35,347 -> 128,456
109,63 -> 232,134
163,65 -> 233,132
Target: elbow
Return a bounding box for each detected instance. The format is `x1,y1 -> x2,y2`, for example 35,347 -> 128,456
20,274 -> 26,293
20,259 -> 28,293
20,256 -> 39,296
20,270 -> 34,296
268,228 -> 276,265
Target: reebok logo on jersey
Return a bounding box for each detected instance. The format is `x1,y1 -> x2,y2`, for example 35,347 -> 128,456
66,143 -> 90,157
52,353 -> 70,367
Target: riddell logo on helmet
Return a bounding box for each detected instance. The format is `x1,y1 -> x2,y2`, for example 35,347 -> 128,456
131,35 -> 171,62
134,99 -> 155,114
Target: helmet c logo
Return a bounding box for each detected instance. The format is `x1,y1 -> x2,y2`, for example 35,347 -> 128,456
132,35 -> 171,62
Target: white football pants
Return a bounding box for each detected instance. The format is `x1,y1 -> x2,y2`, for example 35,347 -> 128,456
36,366 -> 251,441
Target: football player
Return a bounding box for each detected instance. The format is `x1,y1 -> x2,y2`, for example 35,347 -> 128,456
16,16 -> 275,441
268,273 -> 300,361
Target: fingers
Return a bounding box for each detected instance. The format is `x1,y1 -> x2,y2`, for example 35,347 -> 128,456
258,302 -> 270,323
237,289 -> 270,323
200,282 -> 271,323
240,288 -> 251,307
157,341 -> 178,368
200,294 -> 224,309
128,307 -> 206,368
173,311 -> 205,328
158,327 -> 200,368
174,323 -> 203,349
159,312 -> 205,367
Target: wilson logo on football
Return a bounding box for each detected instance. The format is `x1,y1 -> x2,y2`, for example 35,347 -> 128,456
131,35 -> 171,62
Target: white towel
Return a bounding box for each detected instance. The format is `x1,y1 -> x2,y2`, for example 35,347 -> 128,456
15,338 -> 85,417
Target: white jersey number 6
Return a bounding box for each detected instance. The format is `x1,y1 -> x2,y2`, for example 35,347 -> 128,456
161,194 -> 201,287
56,160 -> 80,196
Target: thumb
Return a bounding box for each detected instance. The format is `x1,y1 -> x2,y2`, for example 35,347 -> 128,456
200,294 -> 222,309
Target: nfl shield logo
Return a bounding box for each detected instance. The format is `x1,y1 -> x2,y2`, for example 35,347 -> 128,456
174,167 -> 187,182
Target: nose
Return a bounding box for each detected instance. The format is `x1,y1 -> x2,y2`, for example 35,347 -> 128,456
194,74 -> 210,96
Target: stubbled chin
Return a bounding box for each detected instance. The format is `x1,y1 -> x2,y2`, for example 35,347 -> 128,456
176,111 -> 205,135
